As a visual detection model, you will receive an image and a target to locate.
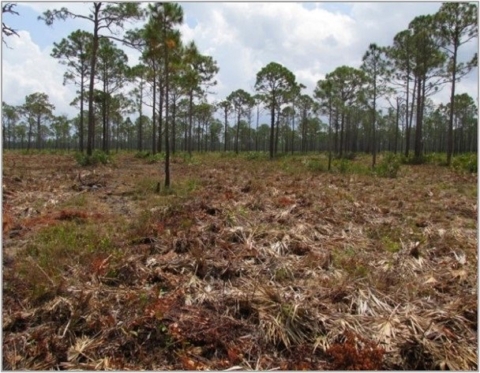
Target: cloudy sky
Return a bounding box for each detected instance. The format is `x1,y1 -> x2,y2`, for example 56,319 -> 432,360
2,2 -> 478,120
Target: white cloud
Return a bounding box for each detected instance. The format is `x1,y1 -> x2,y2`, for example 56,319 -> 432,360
1,2 -> 478,124
21,2 -> 90,16
179,2 -> 358,100
180,2 -> 477,107
2,30 -> 76,116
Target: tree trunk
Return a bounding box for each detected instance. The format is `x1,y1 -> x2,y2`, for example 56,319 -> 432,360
188,91 -> 193,156
172,93 -> 176,154
197,117 -> 201,152
446,44 -> 458,165
269,103 -> 275,159
274,109 -> 280,155
340,111 -> 345,157
138,82 -> 143,151
158,80 -> 163,153
36,115 -> 41,149
255,105 -> 259,152
102,79 -> 108,152
372,73 -> 377,168
394,97 -> 400,154
291,108 -> 295,155
414,76 -> 423,160
152,69 -> 157,155
224,107 -> 228,152
164,19 -> 170,189
235,111 -> 240,154
2,124 -> 6,150
86,3 -> 101,156
405,78 -> 416,158
80,71 -> 85,153
328,103 -> 333,171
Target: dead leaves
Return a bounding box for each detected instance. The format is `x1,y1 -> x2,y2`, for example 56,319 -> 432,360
2,153 -> 478,370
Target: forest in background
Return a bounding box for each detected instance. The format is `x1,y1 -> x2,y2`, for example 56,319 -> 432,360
2,3 -> 478,175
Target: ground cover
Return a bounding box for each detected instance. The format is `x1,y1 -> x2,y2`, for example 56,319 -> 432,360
2,151 -> 477,370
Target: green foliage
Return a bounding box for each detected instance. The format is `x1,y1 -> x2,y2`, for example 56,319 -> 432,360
382,236 -> 401,253
333,158 -> 351,174
303,157 -> 326,173
30,223 -> 113,261
243,151 -> 269,161
341,152 -> 357,161
255,62 -> 297,158
74,149 -> 112,166
60,193 -> 87,208
274,266 -> 294,282
134,177 -> 160,197
452,153 -> 477,173
220,151 -> 237,159
19,221 -> 115,304
400,153 -> 424,165
424,152 -> 448,166
134,150 -> 151,159
146,153 -> 165,164
376,152 -> 401,178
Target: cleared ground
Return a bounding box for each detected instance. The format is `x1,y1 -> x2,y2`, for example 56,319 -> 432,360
2,151 -> 477,370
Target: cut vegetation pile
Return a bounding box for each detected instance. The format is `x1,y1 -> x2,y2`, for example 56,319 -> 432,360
2,152 -> 477,370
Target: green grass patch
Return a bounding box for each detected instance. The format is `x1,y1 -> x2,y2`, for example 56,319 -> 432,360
25,222 -> 114,269
424,152 -> 448,166
16,221 -> 116,305
303,157 -> 327,173
381,236 -> 401,253
134,177 -> 160,198
60,193 -> 88,208
74,149 -> 113,166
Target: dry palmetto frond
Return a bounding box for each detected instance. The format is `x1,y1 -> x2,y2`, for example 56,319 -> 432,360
67,335 -> 102,363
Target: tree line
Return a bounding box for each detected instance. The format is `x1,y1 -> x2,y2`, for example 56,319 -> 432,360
2,2 -> 478,183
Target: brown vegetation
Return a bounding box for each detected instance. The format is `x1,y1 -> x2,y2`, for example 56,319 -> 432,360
2,151 -> 477,370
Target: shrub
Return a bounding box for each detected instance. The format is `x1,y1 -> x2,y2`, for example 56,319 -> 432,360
452,153 -> 477,173
219,151 -> 238,159
134,151 -> 151,159
376,152 -> 401,178
74,150 -> 111,166
424,152 -> 448,166
342,152 -> 356,161
304,157 -> 326,173
400,153 -> 425,165
307,159 -> 326,172
146,153 -> 165,164
333,158 -> 351,174
244,151 -> 268,160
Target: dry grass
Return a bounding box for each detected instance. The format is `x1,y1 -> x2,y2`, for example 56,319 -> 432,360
2,151 -> 477,370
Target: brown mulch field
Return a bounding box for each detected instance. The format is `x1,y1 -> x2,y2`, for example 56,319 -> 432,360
2,151 -> 477,370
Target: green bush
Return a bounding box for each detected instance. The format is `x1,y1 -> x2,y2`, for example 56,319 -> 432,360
219,151 -> 238,159
400,153 -> 425,165
146,153 -> 165,164
74,150 -> 111,166
303,157 -> 326,173
333,158 -> 351,174
452,153 -> 477,173
342,152 -> 356,161
376,152 -> 401,178
244,151 -> 269,160
134,151 -> 151,159
424,152 -> 448,166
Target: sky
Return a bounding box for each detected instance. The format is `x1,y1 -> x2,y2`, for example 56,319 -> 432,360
1,2 -> 478,122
